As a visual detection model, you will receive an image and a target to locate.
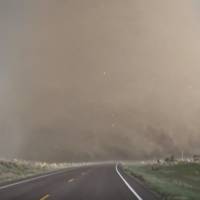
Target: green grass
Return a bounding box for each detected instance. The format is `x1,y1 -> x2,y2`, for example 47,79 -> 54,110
124,162 -> 200,200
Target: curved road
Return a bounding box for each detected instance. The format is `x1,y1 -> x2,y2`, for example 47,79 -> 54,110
0,164 -> 158,200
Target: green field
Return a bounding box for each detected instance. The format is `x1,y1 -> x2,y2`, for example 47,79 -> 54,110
124,162 -> 200,200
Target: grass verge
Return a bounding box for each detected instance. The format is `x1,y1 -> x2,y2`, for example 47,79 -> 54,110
124,162 -> 200,200
0,159 -> 63,184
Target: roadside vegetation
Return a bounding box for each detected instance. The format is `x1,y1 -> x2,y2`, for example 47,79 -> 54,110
124,160 -> 200,200
0,159 -> 70,184
0,159 -> 110,184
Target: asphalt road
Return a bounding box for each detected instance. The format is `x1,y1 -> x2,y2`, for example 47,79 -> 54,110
0,164 -> 158,200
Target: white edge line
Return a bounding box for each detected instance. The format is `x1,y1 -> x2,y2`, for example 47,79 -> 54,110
0,170 -> 66,190
115,164 -> 143,200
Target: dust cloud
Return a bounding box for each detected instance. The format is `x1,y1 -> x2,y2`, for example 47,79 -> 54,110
0,0 -> 200,162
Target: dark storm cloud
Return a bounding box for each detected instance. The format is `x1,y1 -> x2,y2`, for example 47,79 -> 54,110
0,0 -> 200,161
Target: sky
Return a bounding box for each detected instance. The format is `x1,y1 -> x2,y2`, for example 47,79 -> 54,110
0,0 -> 200,162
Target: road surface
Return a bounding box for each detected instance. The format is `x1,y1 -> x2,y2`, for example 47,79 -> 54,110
0,164 -> 158,200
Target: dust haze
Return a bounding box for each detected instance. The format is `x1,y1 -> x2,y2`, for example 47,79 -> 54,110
0,0 -> 200,162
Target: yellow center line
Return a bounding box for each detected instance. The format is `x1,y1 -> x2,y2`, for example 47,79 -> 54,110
67,178 -> 74,183
40,194 -> 50,200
